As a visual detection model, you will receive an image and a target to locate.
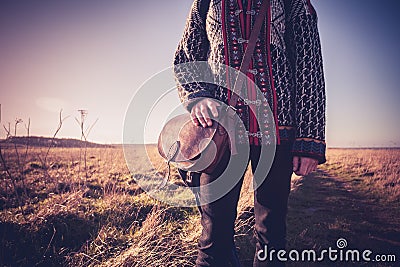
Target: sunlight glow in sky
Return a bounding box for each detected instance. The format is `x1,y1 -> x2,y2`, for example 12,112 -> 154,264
0,0 -> 399,147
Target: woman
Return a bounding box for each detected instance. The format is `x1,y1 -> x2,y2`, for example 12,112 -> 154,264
174,0 -> 326,266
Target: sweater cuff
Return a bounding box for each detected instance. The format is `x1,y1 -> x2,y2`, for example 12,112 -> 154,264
181,90 -> 215,111
292,138 -> 326,164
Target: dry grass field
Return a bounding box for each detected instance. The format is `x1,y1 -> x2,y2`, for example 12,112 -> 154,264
0,143 -> 399,266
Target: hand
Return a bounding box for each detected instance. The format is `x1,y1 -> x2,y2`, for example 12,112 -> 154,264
293,156 -> 318,176
190,98 -> 220,127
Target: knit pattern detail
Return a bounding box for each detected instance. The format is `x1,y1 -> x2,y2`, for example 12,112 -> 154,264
292,138 -> 326,164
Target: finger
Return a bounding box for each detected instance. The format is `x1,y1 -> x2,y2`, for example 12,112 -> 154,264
208,101 -> 219,118
298,157 -> 308,176
309,159 -> 317,173
200,106 -> 213,127
305,158 -> 318,175
190,109 -> 200,126
195,108 -> 208,127
302,158 -> 311,175
305,160 -> 314,176
213,100 -> 221,107
312,160 -> 318,172
293,156 -> 299,172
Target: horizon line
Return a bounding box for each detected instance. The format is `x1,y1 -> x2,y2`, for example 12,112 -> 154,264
1,136 -> 399,150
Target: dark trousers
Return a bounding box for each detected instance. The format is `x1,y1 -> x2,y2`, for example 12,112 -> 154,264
195,142 -> 293,267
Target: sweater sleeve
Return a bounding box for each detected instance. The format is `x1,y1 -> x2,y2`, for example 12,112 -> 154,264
173,0 -> 215,111
287,0 -> 326,164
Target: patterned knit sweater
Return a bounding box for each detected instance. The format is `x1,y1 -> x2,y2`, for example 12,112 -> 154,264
173,0 -> 326,164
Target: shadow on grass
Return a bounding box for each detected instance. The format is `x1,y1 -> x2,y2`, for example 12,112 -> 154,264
234,170 -> 399,267
0,202 -> 155,267
286,170 -> 399,266
0,214 -> 96,267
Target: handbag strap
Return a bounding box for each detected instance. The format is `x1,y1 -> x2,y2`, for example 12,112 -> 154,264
228,0 -> 269,109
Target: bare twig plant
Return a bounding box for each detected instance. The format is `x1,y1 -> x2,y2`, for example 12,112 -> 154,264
3,122 -> 11,139
75,109 -> 98,180
19,118 -> 30,197
33,110 -> 70,194
6,118 -> 29,198
13,119 -> 23,172
76,109 -> 88,180
0,109 -> 69,220
42,109 -> 70,165
0,116 -> 28,220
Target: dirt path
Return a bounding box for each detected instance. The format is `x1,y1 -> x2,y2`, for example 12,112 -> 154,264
284,170 -> 400,266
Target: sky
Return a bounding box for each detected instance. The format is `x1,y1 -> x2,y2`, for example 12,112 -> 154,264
0,0 -> 399,147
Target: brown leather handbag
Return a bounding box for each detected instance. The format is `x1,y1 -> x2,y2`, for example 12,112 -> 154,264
158,112 -> 229,174
157,0 -> 269,183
